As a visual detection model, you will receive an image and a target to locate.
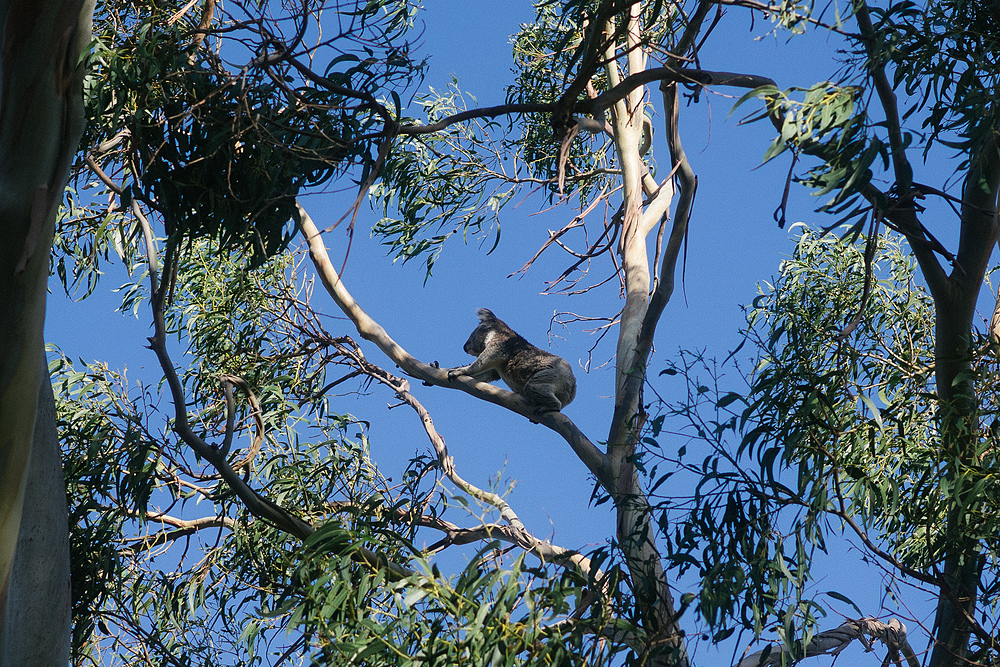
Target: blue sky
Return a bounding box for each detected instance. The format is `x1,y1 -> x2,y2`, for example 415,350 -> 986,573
44,1 -> 944,663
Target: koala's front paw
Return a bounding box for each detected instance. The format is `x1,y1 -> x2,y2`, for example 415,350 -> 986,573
447,368 -> 463,382
423,361 -> 441,386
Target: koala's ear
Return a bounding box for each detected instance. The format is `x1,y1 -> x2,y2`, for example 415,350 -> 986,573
476,308 -> 496,323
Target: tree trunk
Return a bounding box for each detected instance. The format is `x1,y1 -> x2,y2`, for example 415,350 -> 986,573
925,144 -> 1000,667
0,0 -> 93,657
0,361 -> 70,666
603,7 -> 689,665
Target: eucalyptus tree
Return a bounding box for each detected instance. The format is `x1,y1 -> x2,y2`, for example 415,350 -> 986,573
0,0 -> 92,663
51,1 -> 1000,667
369,0 -> 1000,664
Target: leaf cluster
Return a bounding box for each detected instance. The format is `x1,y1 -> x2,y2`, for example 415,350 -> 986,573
371,85 -> 513,275
78,0 -> 424,268
863,0 -> 1000,156
643,228 -> 1000,651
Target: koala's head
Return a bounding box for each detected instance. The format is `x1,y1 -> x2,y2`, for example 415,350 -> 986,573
463,308 -> 501,356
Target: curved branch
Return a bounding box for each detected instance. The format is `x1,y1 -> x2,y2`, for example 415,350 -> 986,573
130,514 -> 236,551
638,82 -> 695,360
294,202 -> 612,488
384,67 -> 778,143
578,67 -> 777,117
853,1 -> 911,191
134,205 -> 414,580
736,618 -> 919,667
219,374 -> 264,471
398,103 -> 553,135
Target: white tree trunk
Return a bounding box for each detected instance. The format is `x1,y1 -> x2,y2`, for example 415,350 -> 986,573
0,362 -> 70,667
0,0 -> 92,660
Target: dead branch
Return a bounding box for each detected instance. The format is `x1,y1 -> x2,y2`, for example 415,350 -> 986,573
735,618 -> 919,667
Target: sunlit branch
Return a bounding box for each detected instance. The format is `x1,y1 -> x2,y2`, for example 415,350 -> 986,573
541,615 -> 644,653
91,128 -> 130,157
295,201 -> 612,487
311,334 -> 607,586
84,155 -> 123,195
129,514 -> 236,551
736,618 -> 919,667
639,83 -> 695,356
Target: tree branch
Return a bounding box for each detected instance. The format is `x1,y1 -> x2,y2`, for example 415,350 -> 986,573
853,1 -> 912,191
398,103 -> 553,135
294,201 -> 612,488
134,204 -> 414,580
736,618 -> 919,667
129,514 -> 235,551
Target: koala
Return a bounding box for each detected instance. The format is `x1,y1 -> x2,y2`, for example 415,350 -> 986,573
447,308 -> 576,415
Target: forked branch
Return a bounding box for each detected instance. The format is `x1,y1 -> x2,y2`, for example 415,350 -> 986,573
294,201 -> 612,488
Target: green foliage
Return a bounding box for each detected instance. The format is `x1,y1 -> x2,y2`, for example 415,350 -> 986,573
55,0 -> 1000,664
735,82 -> 884,213
54,354 -> 154,657
59,239 -> 621,665
74,0 -> 424,271
272,541 -> 599,666
865,0 -> 1000,155
736,0 -> 1000,223
53,187 -> 137,298
370,0 -> 706,274
508,4 -> 619,199
649,228 -> 1000,655
371,85 -> 513,275
741,229 -> 941,565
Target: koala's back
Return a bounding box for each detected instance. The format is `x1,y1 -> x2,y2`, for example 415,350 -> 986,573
497,335 -> 577,408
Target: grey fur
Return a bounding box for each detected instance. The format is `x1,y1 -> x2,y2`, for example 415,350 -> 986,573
447,308 -> 576,414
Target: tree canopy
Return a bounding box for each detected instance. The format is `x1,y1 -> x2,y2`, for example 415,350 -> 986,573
14,0 -> 1000,665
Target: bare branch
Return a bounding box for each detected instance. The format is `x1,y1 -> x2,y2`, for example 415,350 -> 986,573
578,67 -> 776,117
736,618 -> 919,667
219,374 -> 264,471
84,155 -> 123,195
294,201 -> 612,487
511,189 -> 606,278
398,103 -> 553,136
129,514 -> 236,551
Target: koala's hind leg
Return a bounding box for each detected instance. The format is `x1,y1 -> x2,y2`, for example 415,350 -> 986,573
522,369 -> 566,415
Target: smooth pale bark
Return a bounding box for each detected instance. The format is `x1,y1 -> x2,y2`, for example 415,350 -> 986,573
602,9 -> 688,665
0,361 -> 70,666
0,0 -> 92,657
